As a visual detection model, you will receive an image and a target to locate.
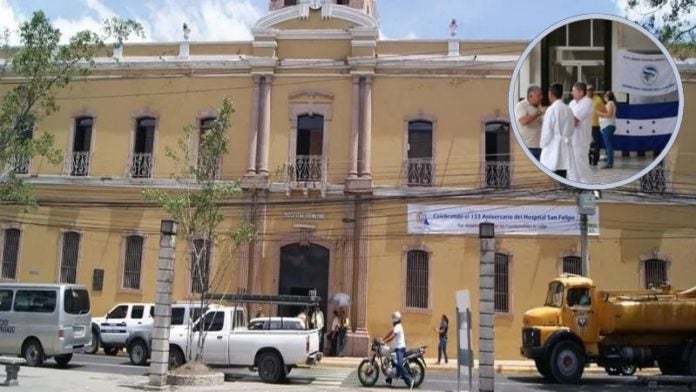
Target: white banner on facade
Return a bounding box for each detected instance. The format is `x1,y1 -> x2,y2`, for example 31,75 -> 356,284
407,204 -> 599,236
615,49 -> 677,96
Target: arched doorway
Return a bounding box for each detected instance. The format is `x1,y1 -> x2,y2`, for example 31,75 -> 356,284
278,243 -> 330,319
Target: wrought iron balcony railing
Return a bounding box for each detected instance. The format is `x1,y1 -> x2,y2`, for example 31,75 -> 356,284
287,155 -> 326,183
639,164 -> 667,194
485,161 -> 511,189
11,155 -> 30,175
129,153 -> 153,178
196,156 -> 222,180
405,158 -> 434,186
67,151 -> 92,176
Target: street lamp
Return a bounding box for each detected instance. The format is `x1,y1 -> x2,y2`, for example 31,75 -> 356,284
479,222 -> 495,239
160,220 -> 178,236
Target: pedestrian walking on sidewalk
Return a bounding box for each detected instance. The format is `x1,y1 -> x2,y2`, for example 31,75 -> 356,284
436,314 -> 449,364
336,309 -> 350,357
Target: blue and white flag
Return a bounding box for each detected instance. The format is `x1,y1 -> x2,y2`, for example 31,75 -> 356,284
614,101 -> 678,152
615,49 -> 678,96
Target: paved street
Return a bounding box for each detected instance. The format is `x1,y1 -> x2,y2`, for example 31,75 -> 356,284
11,354 -> 681,391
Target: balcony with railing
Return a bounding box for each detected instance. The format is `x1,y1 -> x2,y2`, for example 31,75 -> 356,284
66,151 -> 92,176
485,161 -> 511,189
639,164 -> 667,194
287,155 -> 327,194
404,158 -> 434,186
11,155 -> 30,175
129,153 -> 153,178
196,155 -> 222,180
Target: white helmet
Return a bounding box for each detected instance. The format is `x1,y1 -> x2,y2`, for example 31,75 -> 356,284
391,311 -> 401,323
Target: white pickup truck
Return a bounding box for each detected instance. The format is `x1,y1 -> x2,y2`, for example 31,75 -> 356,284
169,306 -> 322,383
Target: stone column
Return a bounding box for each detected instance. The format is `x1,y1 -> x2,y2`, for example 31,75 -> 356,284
348,76 -> 361,179
257,75 -> 273,176
479,224 -> 496,392
148,220 -> 178,388
355,200 -> 369,331
246,76 -> 261,176
359,76 -> 372,178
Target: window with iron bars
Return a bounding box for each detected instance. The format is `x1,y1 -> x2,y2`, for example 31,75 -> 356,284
60,232 -> 80,284
123,235 -> 144,290
494,253 -> 510,313
191,239 -> 212,294
1,229 -> 20,280
644,259 -> 667,289
405,250 -> 429,309
562,256 -> 582,276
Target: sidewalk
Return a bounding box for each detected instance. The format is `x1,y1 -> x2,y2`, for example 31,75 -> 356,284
317,356 -> 661,376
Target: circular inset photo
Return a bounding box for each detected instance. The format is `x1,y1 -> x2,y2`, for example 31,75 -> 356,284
509,14 -> 684,190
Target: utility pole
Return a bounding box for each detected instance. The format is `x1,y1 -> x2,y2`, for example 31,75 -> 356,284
148,220 -> 178,389
478,222 -> 495,392
577,192 -> 597,277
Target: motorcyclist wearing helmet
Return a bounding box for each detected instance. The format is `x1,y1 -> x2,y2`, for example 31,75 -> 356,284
382,311 -> 414,389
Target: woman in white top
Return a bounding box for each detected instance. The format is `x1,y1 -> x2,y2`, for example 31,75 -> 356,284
599,91 -> 617,168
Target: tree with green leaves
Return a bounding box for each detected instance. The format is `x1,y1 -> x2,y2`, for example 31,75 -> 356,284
143,97 -> 255,366
626,0 -> 695,46
0,11 -> 143,207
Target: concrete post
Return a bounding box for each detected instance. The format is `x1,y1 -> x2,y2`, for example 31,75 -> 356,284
479,223 -> 495,392
148,220 -> 178,388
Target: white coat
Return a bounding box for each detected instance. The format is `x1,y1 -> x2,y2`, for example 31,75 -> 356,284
568,96 -> 594,183
540,99 -> 575,172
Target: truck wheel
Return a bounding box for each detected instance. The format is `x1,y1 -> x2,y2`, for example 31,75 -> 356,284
22,338 -> 44,367
103,346 -> 119,356
549,340 -> 585,384
257,352 -> 285,383
605,366 -> 621,376
535,358 -> 553,380
168,346 -> 185,369
620,364 -> 637,376
687,348 -> 696,376
357,359 -> 379,387
54,354 -> 73,368
129,340 -> 148,366
658,358 -> 683,375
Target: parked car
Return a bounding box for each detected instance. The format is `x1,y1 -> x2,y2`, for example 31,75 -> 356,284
169,306 -> 322,383
248,316 -> 306,331
90,303 -> 154,356
0,283 -> 91,367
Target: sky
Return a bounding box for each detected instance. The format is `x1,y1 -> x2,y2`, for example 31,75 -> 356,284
0,0 -> 679,44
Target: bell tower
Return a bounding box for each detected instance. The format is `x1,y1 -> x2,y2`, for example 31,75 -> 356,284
269,0 -> 378,17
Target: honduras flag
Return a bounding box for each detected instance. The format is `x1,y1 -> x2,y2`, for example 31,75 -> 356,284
613,102 -> 678,152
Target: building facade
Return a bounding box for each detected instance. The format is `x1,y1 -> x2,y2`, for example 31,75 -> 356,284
1,0 -> 695,359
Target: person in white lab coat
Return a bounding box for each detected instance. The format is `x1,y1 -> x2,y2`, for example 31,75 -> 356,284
568,82 -> 594,184
540,83 -> 575,178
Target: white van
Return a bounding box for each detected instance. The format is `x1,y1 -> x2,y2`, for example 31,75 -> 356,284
0,283 -> 92,367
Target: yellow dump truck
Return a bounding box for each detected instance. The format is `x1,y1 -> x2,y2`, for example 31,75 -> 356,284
520,274 -> 696,384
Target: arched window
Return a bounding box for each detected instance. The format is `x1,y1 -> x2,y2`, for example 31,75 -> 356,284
494,253 -> 510,313
70,116 -> 93,176
644,259 -> 667,289
562,256 -> 582,276
123,235 -> 144,290
131,117 -> 156,178
406,120 -> 433,186
406,250 -> 429,309
484,121 -> 511,189
60,232 -> 81,284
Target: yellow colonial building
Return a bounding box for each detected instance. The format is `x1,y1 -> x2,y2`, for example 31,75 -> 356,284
1,0 -> 695,359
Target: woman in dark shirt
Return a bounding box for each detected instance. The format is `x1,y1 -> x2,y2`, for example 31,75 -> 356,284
436,314 -> 449,364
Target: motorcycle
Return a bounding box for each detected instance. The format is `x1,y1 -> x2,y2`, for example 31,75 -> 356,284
357,338 -> 427,388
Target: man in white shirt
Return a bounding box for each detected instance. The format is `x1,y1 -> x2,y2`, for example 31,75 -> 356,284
515,85 -> 545,160
540,83 -> 575,178
568,82 -> 594,184
383,311 -> 414,389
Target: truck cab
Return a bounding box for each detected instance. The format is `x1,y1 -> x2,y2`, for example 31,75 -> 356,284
520,275 -> 598,383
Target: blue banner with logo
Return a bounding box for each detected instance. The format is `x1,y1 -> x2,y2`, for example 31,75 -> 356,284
615,49 -> 677,96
